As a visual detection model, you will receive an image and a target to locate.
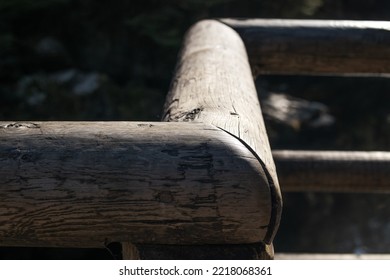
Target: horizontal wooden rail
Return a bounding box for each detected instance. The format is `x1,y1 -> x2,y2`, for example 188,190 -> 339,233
0,121 -> 270,248
273,150 -> 390,193
220,18 -> 390,75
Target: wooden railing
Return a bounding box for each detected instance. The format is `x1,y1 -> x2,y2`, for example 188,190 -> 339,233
0,20 -> 280,260
221,18 -> 390,194
220,18 -> 390,75
1,18 -> 389,259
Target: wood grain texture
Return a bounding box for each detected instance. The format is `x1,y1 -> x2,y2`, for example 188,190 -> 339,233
0,121 -> 271,247
273,150 -> 390,193
162,20 -> 282,244
220,18 -> 390,75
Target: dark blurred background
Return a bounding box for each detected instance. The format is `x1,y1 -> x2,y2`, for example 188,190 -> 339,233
1,0 -> 390,259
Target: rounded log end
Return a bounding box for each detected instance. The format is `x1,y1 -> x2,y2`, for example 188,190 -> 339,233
178,19 -> 248,63
206,126 -> 278,245
0,122 -> 279,247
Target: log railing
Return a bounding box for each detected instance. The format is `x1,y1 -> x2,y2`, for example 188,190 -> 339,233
220,18 -> 390,259
220,18 -> 390,75
0,121 -> 274,247
220,18 -> 390,194
273,150 -> 390,193
1,18 -> 389,259
0,20 -> 280,260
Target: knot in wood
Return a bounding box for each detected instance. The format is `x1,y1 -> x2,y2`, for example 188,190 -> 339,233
1,122 -> 40,129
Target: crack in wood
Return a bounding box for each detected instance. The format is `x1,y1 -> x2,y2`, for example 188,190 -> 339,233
164,107 -> 204,122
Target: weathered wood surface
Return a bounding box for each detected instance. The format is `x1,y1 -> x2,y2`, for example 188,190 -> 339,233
273,150 -> 390,193
163,19 -> 282,245
220,19 -> 390,75
0,121 -> 271,247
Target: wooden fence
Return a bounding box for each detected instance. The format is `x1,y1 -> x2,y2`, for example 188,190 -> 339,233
1,18 -> 389,259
